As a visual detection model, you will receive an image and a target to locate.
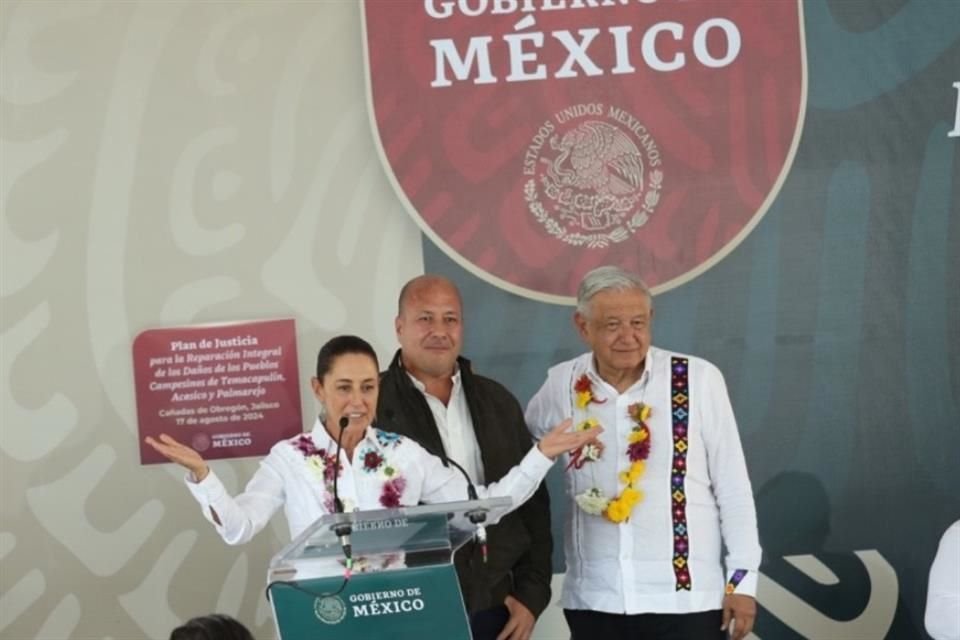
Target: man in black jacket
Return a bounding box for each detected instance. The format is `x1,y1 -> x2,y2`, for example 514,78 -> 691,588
377,275 -> 552,640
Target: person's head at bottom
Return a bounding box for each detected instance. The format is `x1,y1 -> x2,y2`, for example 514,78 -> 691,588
169,614 -> 255,640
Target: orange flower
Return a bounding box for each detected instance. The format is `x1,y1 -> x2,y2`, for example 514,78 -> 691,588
628,402 -> 652,422
620,487 -> 643,507
573,383 -> 650,525
576,417 -> 599,431
605,499 -> 630,523
575,390 -> 593,409
574,374 -> 605,406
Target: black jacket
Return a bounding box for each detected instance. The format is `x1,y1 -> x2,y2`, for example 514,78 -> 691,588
377,350 -> 552,616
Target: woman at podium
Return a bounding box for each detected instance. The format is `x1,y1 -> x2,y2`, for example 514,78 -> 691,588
146,334 -> 598,545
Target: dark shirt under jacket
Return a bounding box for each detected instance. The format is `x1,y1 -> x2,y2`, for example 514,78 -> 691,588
377,350 -> 553,618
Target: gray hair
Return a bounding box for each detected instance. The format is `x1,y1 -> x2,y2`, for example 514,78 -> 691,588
576,266 -> 652,317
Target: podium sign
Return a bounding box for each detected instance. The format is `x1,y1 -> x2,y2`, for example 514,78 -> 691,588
266,499 -> 511,640
269,564 -> 469,639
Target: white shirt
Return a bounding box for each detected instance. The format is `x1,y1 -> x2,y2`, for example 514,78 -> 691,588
185,418 -> 552,545
408,369 -> 485,484
525,347 -> 761,614
926,520 -> 960,640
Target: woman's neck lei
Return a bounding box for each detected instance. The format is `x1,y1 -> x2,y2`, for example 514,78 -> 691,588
571,373 -> 651,524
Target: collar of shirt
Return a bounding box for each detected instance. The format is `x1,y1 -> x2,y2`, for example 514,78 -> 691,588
405,366 -> 462,399
308,417 -> 377,453
404,367 -> 483,484
583,349 -> 654,397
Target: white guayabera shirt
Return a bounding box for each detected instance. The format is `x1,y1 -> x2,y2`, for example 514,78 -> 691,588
525,346 -> 762,615
925,520 -> 960,640
184,418 -> 553,545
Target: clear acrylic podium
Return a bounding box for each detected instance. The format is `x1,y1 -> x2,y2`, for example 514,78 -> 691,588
265,498 -> 511,640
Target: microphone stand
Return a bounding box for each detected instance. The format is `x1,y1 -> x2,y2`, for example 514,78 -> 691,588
382,409 -> 488,562
331,416 -> 353,574
440,456 -> 488,564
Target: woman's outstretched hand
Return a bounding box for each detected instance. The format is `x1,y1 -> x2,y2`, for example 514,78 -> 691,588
536,418 -> 603,460
145,433 -> 209,482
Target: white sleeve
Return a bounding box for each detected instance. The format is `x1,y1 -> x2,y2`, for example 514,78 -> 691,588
418,442 -> 554,524
525,365 -> 570,441
184,456 -> 286,546
926,521 -> 960,640
700,362 -> 762,597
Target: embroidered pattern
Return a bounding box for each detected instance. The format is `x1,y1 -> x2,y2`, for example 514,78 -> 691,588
671,357 -> 691,591
726,569 -> 748,594
294,435 -> 341,484
293,434 -> 342,512
296,430 -> 408,512
380,477 -> 407,508
375,430 -> 403,449
293,433 -> 320,457
360,432 -> 407,507
359,446 -> 385,474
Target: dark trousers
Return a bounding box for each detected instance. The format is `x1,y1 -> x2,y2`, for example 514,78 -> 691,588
564,608 -> 725,640
470,605 -> 510,640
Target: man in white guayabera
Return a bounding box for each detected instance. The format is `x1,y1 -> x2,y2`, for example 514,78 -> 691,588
525,266 -> 761,640
925,519 -> 960,640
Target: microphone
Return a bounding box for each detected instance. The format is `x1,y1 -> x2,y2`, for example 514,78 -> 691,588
331,415 -> 353,573
332,416 -> 349,513
382,409 -> 479,500
384,409 -> 487,564
383,409 -> 488,562
443,457 -> 488,563
443,456 -> 479,502
446,457 -> 490,564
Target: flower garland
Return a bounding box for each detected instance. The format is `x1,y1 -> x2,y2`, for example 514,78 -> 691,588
568,374 -> 607,469
574,373 -> 606,408
566,417 -> 603,470
570,375 -> 652,524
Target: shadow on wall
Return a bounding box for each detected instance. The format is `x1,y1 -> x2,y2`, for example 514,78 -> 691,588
753,471 -> 917,639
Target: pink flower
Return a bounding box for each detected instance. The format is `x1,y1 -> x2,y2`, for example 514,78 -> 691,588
379,477 -> 407,508
363,450 -> 384,472
294,435 -> 319,457
627,439 -> 651,462
322,454 -> 341,483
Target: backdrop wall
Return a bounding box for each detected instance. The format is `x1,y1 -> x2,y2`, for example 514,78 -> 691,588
1,1 -> 957,639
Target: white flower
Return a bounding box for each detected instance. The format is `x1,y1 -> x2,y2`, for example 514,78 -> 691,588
575,488 -> 610,515
307,457 -> 326,482
582,443 -> 602,462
